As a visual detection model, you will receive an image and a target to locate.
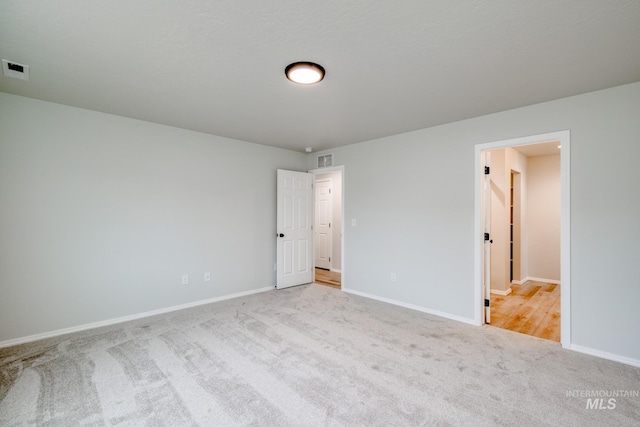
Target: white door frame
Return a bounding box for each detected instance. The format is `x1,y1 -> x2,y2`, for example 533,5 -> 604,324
474,130 -> 571,349
309,165 -> 345,290
483,151 -> 492,324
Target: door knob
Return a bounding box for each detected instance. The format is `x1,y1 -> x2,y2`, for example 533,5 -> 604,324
278,233 -> 285,237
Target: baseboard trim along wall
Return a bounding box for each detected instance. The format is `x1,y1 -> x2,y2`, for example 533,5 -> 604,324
343,288 -> 477,326
330,268 -> 342,273
570,344 -> 640,368
490,287 -> 512,296
512,276 -> 561,285
0,286 -> 274,348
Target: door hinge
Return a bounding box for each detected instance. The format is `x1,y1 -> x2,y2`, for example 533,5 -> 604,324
484,166 -> 490,174
484,232 -> 490,241
329,222 -> 331,228
329,257 -> 331,262
484,299 -> 490,307
329,188 -> 331,194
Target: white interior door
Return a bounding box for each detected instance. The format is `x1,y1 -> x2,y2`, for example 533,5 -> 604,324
276,169 -> 313,289
483,151 -> 492,323
314,179 -> 332,270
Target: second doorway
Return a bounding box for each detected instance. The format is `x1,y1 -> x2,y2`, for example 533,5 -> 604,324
313,169 -> 342,288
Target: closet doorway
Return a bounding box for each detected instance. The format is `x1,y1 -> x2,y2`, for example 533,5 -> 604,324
475,131 -> 570,348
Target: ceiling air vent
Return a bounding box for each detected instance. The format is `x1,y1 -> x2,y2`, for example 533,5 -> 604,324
2,59 -> 30,81
317,154 -> 333,168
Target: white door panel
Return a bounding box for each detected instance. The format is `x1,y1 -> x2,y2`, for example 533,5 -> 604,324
277,169 -> 313,289
314,179 -> 332,269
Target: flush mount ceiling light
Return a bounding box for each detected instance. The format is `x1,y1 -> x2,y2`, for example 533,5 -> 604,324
285,62 -> 325,85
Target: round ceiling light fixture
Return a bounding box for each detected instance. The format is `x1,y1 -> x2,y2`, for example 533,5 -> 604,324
285,62 -> 325,85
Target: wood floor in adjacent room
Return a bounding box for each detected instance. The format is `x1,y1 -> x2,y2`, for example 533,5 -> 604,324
490,280 -> 560,342
314,268 -> 341,288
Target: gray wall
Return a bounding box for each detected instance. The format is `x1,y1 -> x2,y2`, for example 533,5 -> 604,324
0,93 -> 306,342
2,82 -> 639,363
308,82 -> 640,362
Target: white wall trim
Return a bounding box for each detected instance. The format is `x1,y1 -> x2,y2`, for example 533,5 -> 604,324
474,130 -> 571,348
330,268 -> 342,273
517,276 -> 561,285
559,132 -> 571,349
343,288 -> 477,326
0,286 -> 273,348
490,287 -> 512,296
570,344 -> 640,368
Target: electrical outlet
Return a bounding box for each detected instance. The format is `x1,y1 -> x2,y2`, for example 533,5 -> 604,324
181,274 -> 189,285
390,273 -> 397,282
204,272 -> 211,282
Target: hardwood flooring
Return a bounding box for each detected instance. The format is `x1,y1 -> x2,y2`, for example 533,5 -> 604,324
489,281 -> 560,342
314,268 -> 341,288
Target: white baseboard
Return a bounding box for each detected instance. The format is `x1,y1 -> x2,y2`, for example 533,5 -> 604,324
343,288 -> 478,326
330,268 -> 342,273
0,286 -> 274,348
514,276 -> 561,285
490,287 -> 512,296
570,344 -> 640,368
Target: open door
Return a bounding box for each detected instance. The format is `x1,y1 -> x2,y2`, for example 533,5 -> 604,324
483,152 -> 492,323
276,169 -> 313,289
314,178 -> 332,270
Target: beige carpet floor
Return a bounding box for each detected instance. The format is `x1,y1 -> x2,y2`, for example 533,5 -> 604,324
1,283 -> 639,426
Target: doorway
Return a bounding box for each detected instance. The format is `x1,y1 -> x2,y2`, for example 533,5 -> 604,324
311,167 -> 344,289
475,131 -> 571,348
487,144 -> 561,341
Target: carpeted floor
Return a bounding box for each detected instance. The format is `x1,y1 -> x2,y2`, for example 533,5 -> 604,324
1,284 -> 639,426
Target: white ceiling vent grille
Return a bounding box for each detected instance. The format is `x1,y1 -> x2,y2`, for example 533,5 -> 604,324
317,154 -> 333,168
2,59 -> 29,81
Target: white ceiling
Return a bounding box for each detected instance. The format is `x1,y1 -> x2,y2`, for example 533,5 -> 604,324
512,141 -> 561,158
1,1 -> 639,152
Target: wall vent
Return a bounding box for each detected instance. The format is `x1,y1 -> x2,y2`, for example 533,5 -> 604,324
317,154 -> 333,168
2,59 -> 30,81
